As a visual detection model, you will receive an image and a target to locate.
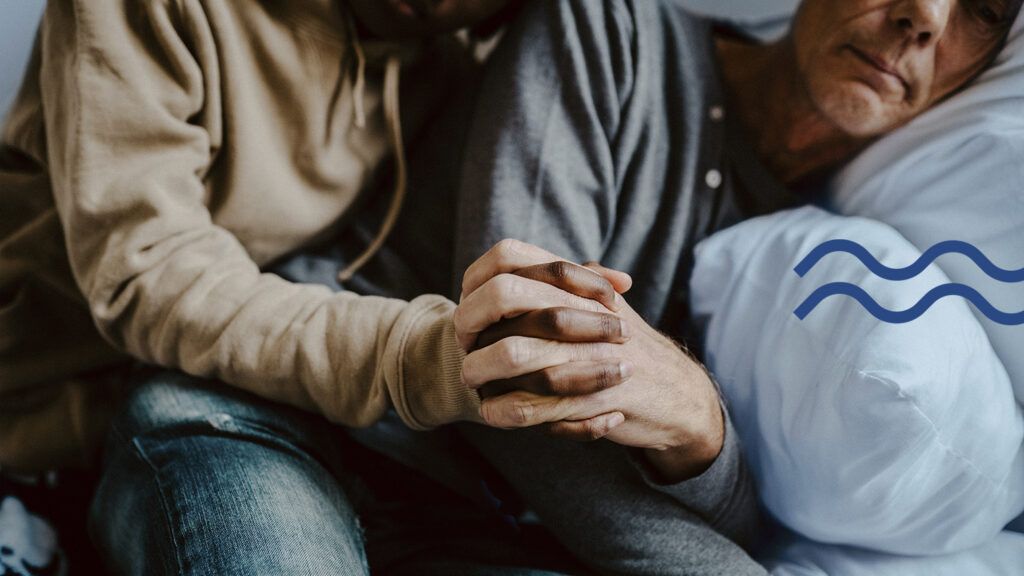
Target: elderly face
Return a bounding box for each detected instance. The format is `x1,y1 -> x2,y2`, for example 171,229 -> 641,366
347,0 -> 514,39
792,0 -> 1020,137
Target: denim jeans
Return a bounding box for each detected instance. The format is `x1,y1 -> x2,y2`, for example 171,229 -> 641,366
88,368 -> 584,575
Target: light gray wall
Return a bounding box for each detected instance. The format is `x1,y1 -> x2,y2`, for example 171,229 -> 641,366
0,0 -> 46,123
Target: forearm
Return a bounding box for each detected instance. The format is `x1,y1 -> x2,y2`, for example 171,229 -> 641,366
642,364 -> 726,482
630,407 -> 762,549
84,247 -> 479,429
643,401 -> 725,483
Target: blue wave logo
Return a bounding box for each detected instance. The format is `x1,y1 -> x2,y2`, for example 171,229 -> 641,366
793,240 -> 1024,325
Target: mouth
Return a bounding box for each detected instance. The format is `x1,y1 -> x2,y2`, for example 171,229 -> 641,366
846,45 -> 911,99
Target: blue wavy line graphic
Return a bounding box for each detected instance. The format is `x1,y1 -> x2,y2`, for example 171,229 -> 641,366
794,239 -> 1024,282
794,282 -> 1024,325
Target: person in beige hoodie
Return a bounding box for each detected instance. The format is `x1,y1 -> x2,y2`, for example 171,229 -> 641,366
0,0 -> 516,472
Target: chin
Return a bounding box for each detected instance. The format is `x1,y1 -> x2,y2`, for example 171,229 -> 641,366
816,81 -> 900,138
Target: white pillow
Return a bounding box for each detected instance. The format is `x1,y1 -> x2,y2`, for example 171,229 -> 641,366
828,10 -> 1024,407
689,206 -> 1024,554
762,530 -> 1024,576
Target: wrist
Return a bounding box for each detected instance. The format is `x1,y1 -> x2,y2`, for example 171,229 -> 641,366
643,394 -> 725,482
394,297 -> 482,430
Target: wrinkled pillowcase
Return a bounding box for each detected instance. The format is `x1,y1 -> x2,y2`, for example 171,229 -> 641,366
689,206 -> 1024,555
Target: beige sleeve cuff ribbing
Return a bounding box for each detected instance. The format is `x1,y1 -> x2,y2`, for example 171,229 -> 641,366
387,294 -> 484,430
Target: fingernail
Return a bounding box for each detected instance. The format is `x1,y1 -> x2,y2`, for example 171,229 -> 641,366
618,361 -> 634,379
608,412 -> 626,428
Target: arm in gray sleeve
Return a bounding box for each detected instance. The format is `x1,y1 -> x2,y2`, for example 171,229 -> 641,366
452,0 -> 765,573
627,406 -> 764,549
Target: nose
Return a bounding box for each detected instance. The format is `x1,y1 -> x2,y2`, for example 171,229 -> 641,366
890,0 -> 953,47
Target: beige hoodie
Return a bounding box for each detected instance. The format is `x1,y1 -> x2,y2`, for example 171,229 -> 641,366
0,0 -> 483,472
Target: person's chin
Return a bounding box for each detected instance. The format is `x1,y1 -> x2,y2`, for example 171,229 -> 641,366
823,83 -> 896,138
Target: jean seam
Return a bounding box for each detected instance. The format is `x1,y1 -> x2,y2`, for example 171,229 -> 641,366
109,422 -> 189,576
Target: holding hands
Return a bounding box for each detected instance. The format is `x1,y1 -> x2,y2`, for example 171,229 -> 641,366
454,240 -> 726,481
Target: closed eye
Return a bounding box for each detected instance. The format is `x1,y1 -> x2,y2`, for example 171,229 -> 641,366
967,0 -> 1011,26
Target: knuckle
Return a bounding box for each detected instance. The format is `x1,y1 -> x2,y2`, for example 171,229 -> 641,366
539,367 -> 563,394
541,307 -> 571,334
512,401 -> 534,426
495,238 -> 522,260
599,313 -> 618,340
596,364 -> 615,390
490,274 -> 521,305
497,337 -> 528,369
546,260 -> 573,282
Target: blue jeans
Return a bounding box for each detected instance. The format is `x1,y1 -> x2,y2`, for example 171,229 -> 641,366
88,368 -> 583,575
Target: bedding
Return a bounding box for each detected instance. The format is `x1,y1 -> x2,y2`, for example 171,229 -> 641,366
826,1 -> 1024,540
763,529 -> 1024,576
689,206 -> 1024,555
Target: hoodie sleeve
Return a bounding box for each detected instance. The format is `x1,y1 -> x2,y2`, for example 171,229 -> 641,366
39,0 -> 481,430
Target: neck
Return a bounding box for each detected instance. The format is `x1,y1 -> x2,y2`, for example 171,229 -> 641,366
714,34 -> 867,185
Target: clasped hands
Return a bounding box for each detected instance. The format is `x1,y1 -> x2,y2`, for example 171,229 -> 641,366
454,240 -> 726,481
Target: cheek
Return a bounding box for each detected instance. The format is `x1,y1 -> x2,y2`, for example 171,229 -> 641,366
915,12 -> 1003,106
929,40 -> 992,102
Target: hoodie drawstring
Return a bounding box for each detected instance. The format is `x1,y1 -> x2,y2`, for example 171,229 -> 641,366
337,54 -> 407,283
343,7 -> 368,129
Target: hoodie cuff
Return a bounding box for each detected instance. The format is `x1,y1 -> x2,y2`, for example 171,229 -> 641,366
627,406 -> 754,531
388,294 -> 484,430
